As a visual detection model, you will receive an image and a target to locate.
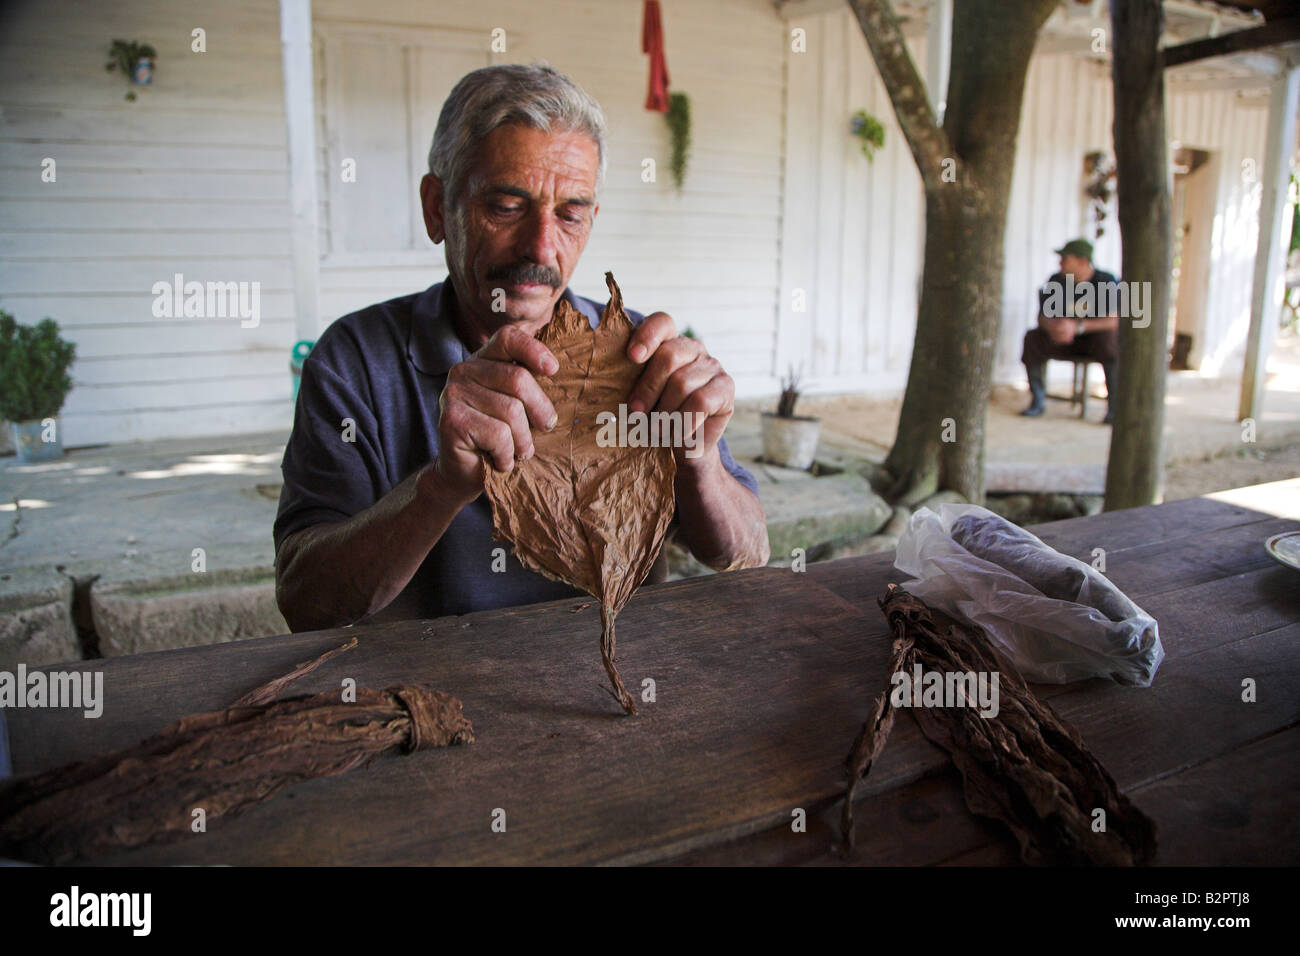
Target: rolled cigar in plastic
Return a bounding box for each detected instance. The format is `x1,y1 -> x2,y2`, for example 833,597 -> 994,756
951,513 -> 1135,622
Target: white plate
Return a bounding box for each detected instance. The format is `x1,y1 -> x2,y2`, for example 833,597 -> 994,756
1265,530 -> 1300,571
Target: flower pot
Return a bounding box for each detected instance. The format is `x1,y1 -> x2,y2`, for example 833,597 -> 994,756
11,418 -> 62,463
760,411 -> 821,470
131,57 -> 154,86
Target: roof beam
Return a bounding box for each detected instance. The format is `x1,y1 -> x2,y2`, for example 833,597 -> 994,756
1162,16 -> 1300,67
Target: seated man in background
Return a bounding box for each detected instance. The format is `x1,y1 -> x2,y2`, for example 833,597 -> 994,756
273,63 -> 769,633
1020,238 -> 1120,424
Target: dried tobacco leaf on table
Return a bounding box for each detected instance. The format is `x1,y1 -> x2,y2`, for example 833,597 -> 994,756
484,272 -> 677,715
0,640 -> 473,865
841,584 -> 1157,865
231,635 -> 359,707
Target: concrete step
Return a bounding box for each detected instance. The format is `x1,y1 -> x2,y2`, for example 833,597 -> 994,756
0,546 -> 286,667
0,567 -> 78,669
0,458 -> 896,664
986,462 -> 1106,495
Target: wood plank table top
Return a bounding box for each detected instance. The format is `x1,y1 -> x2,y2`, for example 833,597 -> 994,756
4,479 -> 1298,865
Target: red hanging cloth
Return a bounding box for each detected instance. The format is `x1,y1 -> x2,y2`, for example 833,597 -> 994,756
642,0 -> 670,113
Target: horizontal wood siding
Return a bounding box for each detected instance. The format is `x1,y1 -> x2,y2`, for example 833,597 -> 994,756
311,0 -> 787,399
0,0 -> 294,446
0,0 -> 1273,449
1004,57 -> 1269,381
776,7 -> 925,398
782,11 -> 1272,391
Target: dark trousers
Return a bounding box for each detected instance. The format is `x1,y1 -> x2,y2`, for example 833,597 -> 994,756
1021,327 -> 1119,405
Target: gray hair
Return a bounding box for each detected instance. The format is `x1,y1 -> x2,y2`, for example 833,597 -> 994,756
427,62 -> 607,208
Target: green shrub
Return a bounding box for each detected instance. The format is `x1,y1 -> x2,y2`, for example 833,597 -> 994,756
0,311 -> 77,422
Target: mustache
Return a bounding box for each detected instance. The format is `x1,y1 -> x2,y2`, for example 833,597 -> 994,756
485,261 -> 562,289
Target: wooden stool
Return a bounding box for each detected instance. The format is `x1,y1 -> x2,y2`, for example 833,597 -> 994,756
1071,360 -> 1090,418
1048,360 -> 1094,418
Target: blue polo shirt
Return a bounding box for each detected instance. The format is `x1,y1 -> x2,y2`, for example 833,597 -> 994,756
273,280 -> 759,622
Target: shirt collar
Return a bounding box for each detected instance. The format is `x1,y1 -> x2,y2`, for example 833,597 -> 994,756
408,279 -> 599,377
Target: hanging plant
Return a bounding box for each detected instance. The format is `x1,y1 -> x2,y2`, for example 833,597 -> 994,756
665,92 -> 691,192
1083,150 -> 1117,238
105,39 -> 157,101
851,109 -> 886,162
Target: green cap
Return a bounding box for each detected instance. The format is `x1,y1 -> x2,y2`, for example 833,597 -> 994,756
1054,238 -> 1094,260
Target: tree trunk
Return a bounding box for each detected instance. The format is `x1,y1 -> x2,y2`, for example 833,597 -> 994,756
848,0 -> 1056,505
1104,0 -> 1173,510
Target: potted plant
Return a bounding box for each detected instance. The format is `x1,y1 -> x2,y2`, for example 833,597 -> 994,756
761,366 -> 821,470
106,39 -> 157,101
0,312 -> 77,463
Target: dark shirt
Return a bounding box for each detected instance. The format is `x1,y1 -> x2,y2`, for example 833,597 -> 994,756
1038,269 -> 1121,322
274,280 -> 759,620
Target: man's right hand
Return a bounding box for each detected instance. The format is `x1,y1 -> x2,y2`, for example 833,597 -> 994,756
1042,317 -> 1075,346
432,320 -> 560,504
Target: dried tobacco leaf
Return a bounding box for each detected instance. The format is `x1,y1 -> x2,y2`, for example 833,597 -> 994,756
0,640 -> 473,865
484,272 -> 677,715
231,636 -> 359,707
841,584 -> 1157,865
0,685 -> 473,865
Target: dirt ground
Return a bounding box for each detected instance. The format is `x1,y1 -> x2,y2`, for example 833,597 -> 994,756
1161,442 -> 1300,501
773,328 -> 1300,502
798,390 -> 1299,501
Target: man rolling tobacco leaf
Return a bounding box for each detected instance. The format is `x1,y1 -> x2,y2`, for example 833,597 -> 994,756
274,63 -> 769,632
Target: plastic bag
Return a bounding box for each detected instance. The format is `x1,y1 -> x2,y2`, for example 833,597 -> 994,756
894,503 -> 1163,686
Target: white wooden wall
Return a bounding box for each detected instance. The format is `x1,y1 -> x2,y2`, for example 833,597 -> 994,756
1002,53 -> 1270,381
310,0 -> 789,400
1166,85 -> 1270,376
778,7 -> 1271,390
775,10 -> 926,398
0,0 -> 789,446
0,0 -> 1273,448
0,0 -> 295,447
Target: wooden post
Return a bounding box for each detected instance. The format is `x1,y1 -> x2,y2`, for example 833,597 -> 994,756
1104,0 -> 1173,511
1238,63 -> 1300,424
280,0 -> 322,344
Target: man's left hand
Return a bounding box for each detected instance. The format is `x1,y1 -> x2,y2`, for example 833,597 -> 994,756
623,312 -> 734,470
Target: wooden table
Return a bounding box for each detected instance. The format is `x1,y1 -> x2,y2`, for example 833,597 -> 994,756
4,480 -> 1298,865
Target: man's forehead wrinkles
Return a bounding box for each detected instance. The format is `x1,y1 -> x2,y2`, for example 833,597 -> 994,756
473,140 -> 597,191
